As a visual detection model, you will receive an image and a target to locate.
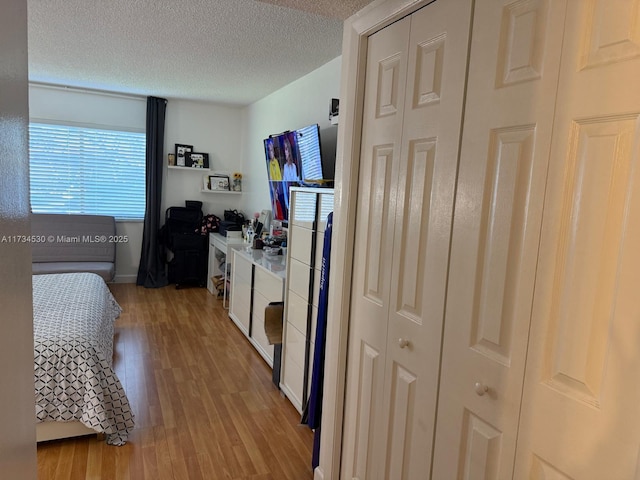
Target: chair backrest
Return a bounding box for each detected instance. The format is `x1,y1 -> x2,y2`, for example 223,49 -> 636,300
165,206 -> 202,234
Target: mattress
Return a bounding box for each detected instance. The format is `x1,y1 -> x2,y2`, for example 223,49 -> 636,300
33,273 -> 134,445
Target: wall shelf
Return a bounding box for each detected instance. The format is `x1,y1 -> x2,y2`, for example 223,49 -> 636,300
200,189 -> 241,195
169,166 -> 211,172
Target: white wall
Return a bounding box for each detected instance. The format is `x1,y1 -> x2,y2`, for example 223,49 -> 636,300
162,99 -> 244,218
239,56 -> 342,218
0,0 -> 38,477
29,84 -> 146,129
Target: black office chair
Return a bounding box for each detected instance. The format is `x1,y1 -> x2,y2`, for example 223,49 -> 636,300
161,201 -> 208,289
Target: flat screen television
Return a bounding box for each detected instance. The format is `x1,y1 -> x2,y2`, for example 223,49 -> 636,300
263,123 -> 324,226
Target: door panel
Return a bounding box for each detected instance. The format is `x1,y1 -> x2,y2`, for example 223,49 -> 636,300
393,138 -> 436,319
514,0 -> 640,477
432,0 -> 567,478
459,411 -> 503,479
352,343 -> 382,479
496,0 -> 549,87
362,145 -> 395,304
341,16 -> 410,480
385,363 -> 417,480
382,1 -> 473,478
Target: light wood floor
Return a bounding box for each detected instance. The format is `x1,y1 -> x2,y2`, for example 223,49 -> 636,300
37,283 -> 314,480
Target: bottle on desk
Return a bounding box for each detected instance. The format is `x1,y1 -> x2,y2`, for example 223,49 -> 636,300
245,223 -> 254,244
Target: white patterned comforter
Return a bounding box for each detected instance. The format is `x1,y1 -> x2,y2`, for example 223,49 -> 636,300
33,273 -> 134,445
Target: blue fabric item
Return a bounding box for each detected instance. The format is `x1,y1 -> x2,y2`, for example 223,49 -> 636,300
306,211 -> 333,469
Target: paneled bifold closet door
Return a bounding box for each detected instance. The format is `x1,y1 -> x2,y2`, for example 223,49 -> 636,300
342,0 -> 640,477
340,1 -> 473,478
431,0 -> 568,478
513,0 -> 640,478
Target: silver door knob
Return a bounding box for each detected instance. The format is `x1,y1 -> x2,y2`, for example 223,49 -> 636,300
474,382 -> 489,396
398,338 -> 410,349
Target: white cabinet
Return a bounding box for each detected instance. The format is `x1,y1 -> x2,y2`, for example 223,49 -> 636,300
281,187 -> 333,414
229,249 -> 253,336
228,246 -> 286,367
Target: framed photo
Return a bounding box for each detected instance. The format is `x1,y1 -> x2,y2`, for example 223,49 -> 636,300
185,152 -> 209,169
209,174 -> 230,191
175,144 -> 193,167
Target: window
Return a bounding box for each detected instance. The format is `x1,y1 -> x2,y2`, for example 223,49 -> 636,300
29,122 -> 146,220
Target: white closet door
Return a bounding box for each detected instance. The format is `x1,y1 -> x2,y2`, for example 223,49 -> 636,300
514,0 -> 640,478
382,2 -> 472,479
431,0 -> 567,478
340,16 -> 410,480
341,0 -> 473,478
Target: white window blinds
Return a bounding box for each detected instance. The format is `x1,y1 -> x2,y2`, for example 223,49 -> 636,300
29,122 -> 146,220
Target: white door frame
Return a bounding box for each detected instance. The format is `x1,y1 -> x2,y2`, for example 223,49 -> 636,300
318,1 -> 437,478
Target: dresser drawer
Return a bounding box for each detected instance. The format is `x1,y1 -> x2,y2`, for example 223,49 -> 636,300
233,251 -> 253,283
290,225 -> 314,265
289,258 -> 311,301
254,267 -> 283,302
283,349 -> 304,411
284,322 -> 306,371
229,279 -> 251,335
283,322 -> 306,409
231,271 -> 251,304
286,290 -> 308,336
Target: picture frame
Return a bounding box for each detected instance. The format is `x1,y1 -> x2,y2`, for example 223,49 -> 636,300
175,144 -> 193,167
185,152 -> 209,169
209,174 -> 230,191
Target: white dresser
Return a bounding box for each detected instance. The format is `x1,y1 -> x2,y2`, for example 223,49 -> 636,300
281,187 -> 334,414
229,246 -> 286,366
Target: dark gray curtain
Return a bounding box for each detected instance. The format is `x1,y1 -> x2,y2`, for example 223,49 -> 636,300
136,96 -> 168,288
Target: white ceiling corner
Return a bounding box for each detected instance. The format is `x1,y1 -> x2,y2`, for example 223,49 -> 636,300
27,0 -> 376,106
253,0 -> 376,19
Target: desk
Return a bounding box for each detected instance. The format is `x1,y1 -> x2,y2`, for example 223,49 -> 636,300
207,232 -> 244,307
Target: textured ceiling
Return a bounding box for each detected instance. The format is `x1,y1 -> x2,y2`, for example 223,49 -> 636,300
27,0 -> 374,106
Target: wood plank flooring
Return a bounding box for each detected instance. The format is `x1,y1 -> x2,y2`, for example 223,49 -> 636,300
37,283 -> 314,480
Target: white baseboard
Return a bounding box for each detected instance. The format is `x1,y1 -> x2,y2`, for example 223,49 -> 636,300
113,274 -> 137,283
314,467 -> 325,480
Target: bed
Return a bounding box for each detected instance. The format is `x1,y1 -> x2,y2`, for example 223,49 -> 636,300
33,272 -> 134,445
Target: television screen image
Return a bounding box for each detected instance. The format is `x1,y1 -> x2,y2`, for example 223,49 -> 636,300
264,123 -> 324,226
269,180 -> 289,224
